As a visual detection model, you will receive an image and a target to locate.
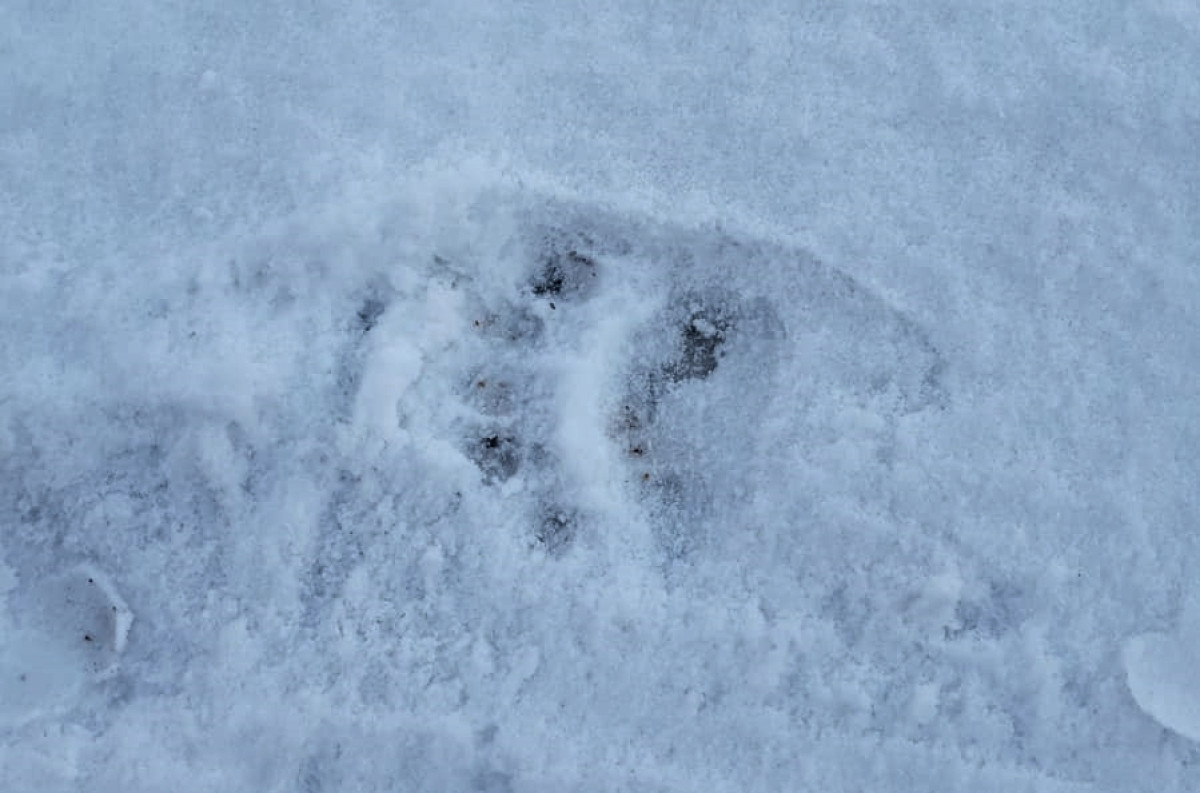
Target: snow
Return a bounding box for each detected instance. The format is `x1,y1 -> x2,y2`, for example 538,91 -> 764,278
1124,631 -> 1200,744
3,2 -> 1200,791
1124,600 -> 1200,743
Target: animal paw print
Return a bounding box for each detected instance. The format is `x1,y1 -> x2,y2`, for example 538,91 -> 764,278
612,288 -> 782,560
453,229 -> 610,555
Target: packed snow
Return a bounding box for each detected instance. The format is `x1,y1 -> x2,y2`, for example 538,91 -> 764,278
3,2 -> 1200,791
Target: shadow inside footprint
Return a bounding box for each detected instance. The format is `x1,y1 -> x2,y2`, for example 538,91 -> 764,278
466,433 -> 521,484
462,371 -> 519,418
356,297 -> 387,333
529,248 -> 599,302
663,306 -> 733,383
534,505 -> 577,556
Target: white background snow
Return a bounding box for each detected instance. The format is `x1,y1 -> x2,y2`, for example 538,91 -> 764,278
3,2 -> 1200,791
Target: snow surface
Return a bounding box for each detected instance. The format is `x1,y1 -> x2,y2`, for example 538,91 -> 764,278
1125,631 -> 1200,744
3,2 -> 1200,791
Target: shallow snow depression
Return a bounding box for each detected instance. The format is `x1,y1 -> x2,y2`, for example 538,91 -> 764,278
1,174 -> 1197,791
